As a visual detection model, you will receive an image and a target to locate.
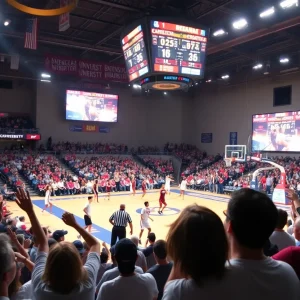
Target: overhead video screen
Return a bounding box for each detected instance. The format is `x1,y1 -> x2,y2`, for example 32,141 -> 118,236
66,90 -> 118,123
252,111 -> 300,152
121,25 -> 149,82
151,21 -> 207,76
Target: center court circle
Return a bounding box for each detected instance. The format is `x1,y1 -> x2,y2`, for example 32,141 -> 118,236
136,207 -> 181,216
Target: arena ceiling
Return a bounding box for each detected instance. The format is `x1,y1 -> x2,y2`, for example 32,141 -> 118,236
0,0 -> 300,82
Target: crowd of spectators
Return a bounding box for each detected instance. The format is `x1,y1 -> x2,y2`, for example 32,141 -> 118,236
0,115 -> 34,131
64,155 -> 167,193
50,142 -> 128,154
1,186 -> 300,299
138,157 -> 174,177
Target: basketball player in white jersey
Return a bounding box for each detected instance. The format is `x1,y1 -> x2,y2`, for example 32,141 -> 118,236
179,177 -> 187,199
165,175 -> 174,195
42,185 -> 53,213
78,196 -> 93,239
139,201 -> 153,244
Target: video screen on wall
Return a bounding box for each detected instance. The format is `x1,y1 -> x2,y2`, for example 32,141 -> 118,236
66,90 -> 118,123
252,111 -> 300,152
150,21 -> 208,76
121,25 -> 149,82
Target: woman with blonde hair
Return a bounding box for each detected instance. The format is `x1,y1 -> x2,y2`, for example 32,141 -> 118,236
15,188 -> 100,300
162,204 -> 245,300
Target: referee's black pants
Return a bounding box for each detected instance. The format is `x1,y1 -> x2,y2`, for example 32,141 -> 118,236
111,226 -> 126,246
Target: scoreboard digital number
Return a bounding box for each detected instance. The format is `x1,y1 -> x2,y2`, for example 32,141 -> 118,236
122,25 -> 149,82
151,21 -> 207,76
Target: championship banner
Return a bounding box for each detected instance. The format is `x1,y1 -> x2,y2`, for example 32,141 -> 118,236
201,133 -> 213,143
45,55 -> 128,83
59,0 -> 71,32
229,132 -> 238,145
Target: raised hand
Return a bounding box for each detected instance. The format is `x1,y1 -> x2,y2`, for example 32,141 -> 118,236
285,189 -> 299,203
7,227 -> 17,242
62,212 -> 77,227
14,252 -> 26,263
15,188 -> 33,213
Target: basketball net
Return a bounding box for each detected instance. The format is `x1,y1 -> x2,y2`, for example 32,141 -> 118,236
224,157 -> 235,167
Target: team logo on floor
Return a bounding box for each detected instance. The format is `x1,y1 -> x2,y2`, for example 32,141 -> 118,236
136,207 -> 181,216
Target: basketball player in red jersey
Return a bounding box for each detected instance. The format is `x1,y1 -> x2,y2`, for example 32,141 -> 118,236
131,175 -> 136,196
158,184 -> 167,215
141,179 -> 147,198
93,179 -> 99,203
106,180 -> 111,201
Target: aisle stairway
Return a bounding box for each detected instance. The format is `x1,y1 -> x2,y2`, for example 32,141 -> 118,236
17,173 -> 39,196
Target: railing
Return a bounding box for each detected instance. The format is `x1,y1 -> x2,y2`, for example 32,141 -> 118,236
0,128 -> 39,134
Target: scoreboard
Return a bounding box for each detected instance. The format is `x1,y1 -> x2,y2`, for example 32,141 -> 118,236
121,25 -> 149,82
150,21 -> 207,76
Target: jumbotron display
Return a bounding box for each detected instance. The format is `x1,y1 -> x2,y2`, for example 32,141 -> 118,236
252,111 -> 300,152
66,90 -> 118,123
121,25 -> 149,82
150,21 -> 207,76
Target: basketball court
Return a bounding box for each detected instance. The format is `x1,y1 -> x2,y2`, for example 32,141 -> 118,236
7,184 -> 290,246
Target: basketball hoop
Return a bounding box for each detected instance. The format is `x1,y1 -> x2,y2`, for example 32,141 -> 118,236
224,157 -> 235,167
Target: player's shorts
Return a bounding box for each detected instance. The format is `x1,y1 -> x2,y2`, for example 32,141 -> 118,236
140,220 -> 150,229
142,187 -> 146,193
93,190 -> 98,195
159,199 -> 167,206
165,185 -> 170,191
84,215 -> 92,226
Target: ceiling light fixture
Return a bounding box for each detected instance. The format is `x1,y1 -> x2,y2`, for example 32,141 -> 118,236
206,79 -> 212,83
259,6 -> 275,18
133,84 -> 141,89
3,20 -> 11,26
41,73 -> 51,78
280,57 -> 290,63
280,0 -> 298,9
253,63 -> 263,70
164,92 -> 167,95
213,29 -> 226,37
41,79 -> 51,83
232,18 -> 248,30
221,75 -> 230,79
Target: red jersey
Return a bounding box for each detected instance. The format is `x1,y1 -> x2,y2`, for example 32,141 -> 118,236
142,181 -> 147,189
159,188 -> 167,201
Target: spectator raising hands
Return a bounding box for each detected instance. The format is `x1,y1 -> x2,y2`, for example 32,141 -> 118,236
15,188 -> 100,300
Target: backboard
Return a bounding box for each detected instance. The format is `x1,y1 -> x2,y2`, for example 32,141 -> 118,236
224,145 -> 247,162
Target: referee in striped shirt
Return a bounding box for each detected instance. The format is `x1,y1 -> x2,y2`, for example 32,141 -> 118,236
109,204 -> 133,246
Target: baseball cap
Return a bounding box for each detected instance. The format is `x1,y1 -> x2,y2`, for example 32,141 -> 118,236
73,240 -> 84,254
52,230 -> 68,241
115,238 -> 137,263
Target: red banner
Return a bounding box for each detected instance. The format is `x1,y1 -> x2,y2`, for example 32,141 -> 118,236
45,55 -> 128,83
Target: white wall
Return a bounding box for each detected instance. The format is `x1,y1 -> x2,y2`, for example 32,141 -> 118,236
186,73 -> 300,154
36,81 -> 184,147
0,79 -> 36,119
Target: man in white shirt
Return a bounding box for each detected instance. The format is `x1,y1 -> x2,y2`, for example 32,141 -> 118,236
266,175 -> 273,194
270,209 -> 295,250
97,238 -> 158,300
96,244 -> 144,292
224,188 -> 299,300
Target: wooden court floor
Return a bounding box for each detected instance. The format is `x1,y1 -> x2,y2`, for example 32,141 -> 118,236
7,189 -> 289,245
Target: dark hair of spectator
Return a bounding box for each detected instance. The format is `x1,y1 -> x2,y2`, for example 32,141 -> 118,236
148,233 -> 156,243
153,240 -> 167,260
226,188 -> 278,249
42,242 -> 88,294
100,252 -> 108,264
144,201 -> 149,206
276,209 -> 288,230
19,216 -> 25,222
167,204 -> 228,285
